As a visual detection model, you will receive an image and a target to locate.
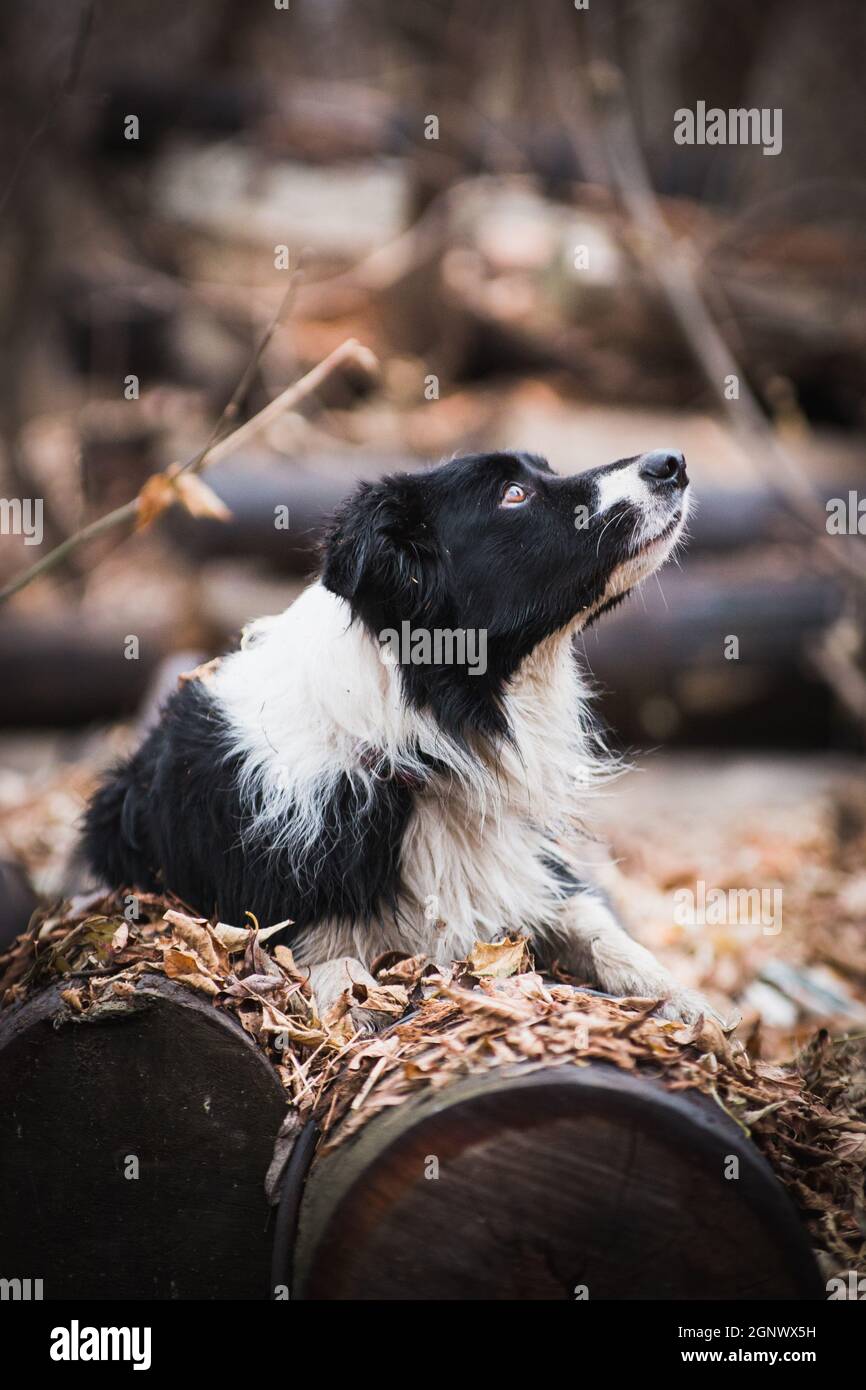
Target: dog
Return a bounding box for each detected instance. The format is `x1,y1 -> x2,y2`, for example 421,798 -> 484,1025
82,447 -> 720,1030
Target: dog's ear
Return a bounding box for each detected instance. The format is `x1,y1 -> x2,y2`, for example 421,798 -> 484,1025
322,473 -> 446,625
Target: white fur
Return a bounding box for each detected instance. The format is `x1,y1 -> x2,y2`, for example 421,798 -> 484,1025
209,583 -> 601,966
594,463 -> 649,516
594,459 -> 691,556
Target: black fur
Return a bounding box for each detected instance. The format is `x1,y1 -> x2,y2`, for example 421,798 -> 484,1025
323,450 -> 653,740
82,681 -> 413,927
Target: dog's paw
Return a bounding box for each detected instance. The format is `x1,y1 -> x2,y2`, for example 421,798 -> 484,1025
654,987 -> 739,1030
347,979 -> 408,1035
581,923 -> 738,1032
307,955 -> 408,1037
348,1002 -> 401,1035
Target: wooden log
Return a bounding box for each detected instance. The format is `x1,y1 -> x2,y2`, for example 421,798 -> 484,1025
0,559 -> 845,744
0,967 -> 827,1300
585,564 -> 846,747
3,572 -> 839,750
0,974 -> 286,1300
289,1064 -> 823,1301
0,617 -> 166,726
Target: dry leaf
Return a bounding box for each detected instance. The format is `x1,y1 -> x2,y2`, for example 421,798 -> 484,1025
168,918 -> 224,972
837,1132 -> 866,1163
350,980 -> 409,1017
172,471 -> 232,521
136,472 -> 178,529
213,923 -> 253,952
136,466 -> 231,530
163,909 -> 208,931
162,946 -> 218,995
467,936 -> 531,979
162,947 -> 204,977
171,971 -> 219,997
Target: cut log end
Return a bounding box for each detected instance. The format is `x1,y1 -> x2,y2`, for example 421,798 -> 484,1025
292,1066 -> 822,1301
0,976 -> 286,1301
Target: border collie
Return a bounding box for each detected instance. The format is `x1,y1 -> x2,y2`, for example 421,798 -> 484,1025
83,447 -> 719,1029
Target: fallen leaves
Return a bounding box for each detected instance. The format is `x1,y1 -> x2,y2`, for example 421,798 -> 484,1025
0,891 -> 326,1062
163,947 -> 220,996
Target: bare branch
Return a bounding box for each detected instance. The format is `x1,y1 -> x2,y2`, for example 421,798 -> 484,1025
0,335 -> 377,607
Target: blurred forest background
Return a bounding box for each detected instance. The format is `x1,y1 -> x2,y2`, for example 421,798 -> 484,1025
1,0 -> 865,1057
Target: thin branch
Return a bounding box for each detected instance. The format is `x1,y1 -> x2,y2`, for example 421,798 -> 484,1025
811,617 -> 866,726
0,335 -> 377,607
178,276 -> 299,478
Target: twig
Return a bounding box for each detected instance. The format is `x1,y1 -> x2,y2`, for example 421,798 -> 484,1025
197,337 -> 376,472
0,334 -> 377,606
177,278 -> 299,478
811,616 -> 866,726
0,280 -> 298,603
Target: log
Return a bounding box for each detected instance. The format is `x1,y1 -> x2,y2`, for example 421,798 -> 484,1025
6,581 -> 842,755
0,968 -> 828,1301
287,1064 -> 822,1301
0,617 -> 166,726
585,564 -> 846,747
0,558 -> 846,744
0,974 -> 286,1300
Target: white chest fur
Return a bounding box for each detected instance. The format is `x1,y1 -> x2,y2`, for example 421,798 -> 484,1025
209,583 -> 601,967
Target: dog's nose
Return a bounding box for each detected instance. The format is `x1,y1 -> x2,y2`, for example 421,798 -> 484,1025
638,449 -> 687,488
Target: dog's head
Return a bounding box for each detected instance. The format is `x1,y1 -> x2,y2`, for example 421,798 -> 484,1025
323,449 -> 689,737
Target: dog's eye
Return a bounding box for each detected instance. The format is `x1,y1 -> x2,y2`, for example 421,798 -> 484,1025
501,483 -> 529,507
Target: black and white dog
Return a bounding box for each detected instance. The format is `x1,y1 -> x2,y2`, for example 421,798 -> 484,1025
83,447 -> 719,1028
